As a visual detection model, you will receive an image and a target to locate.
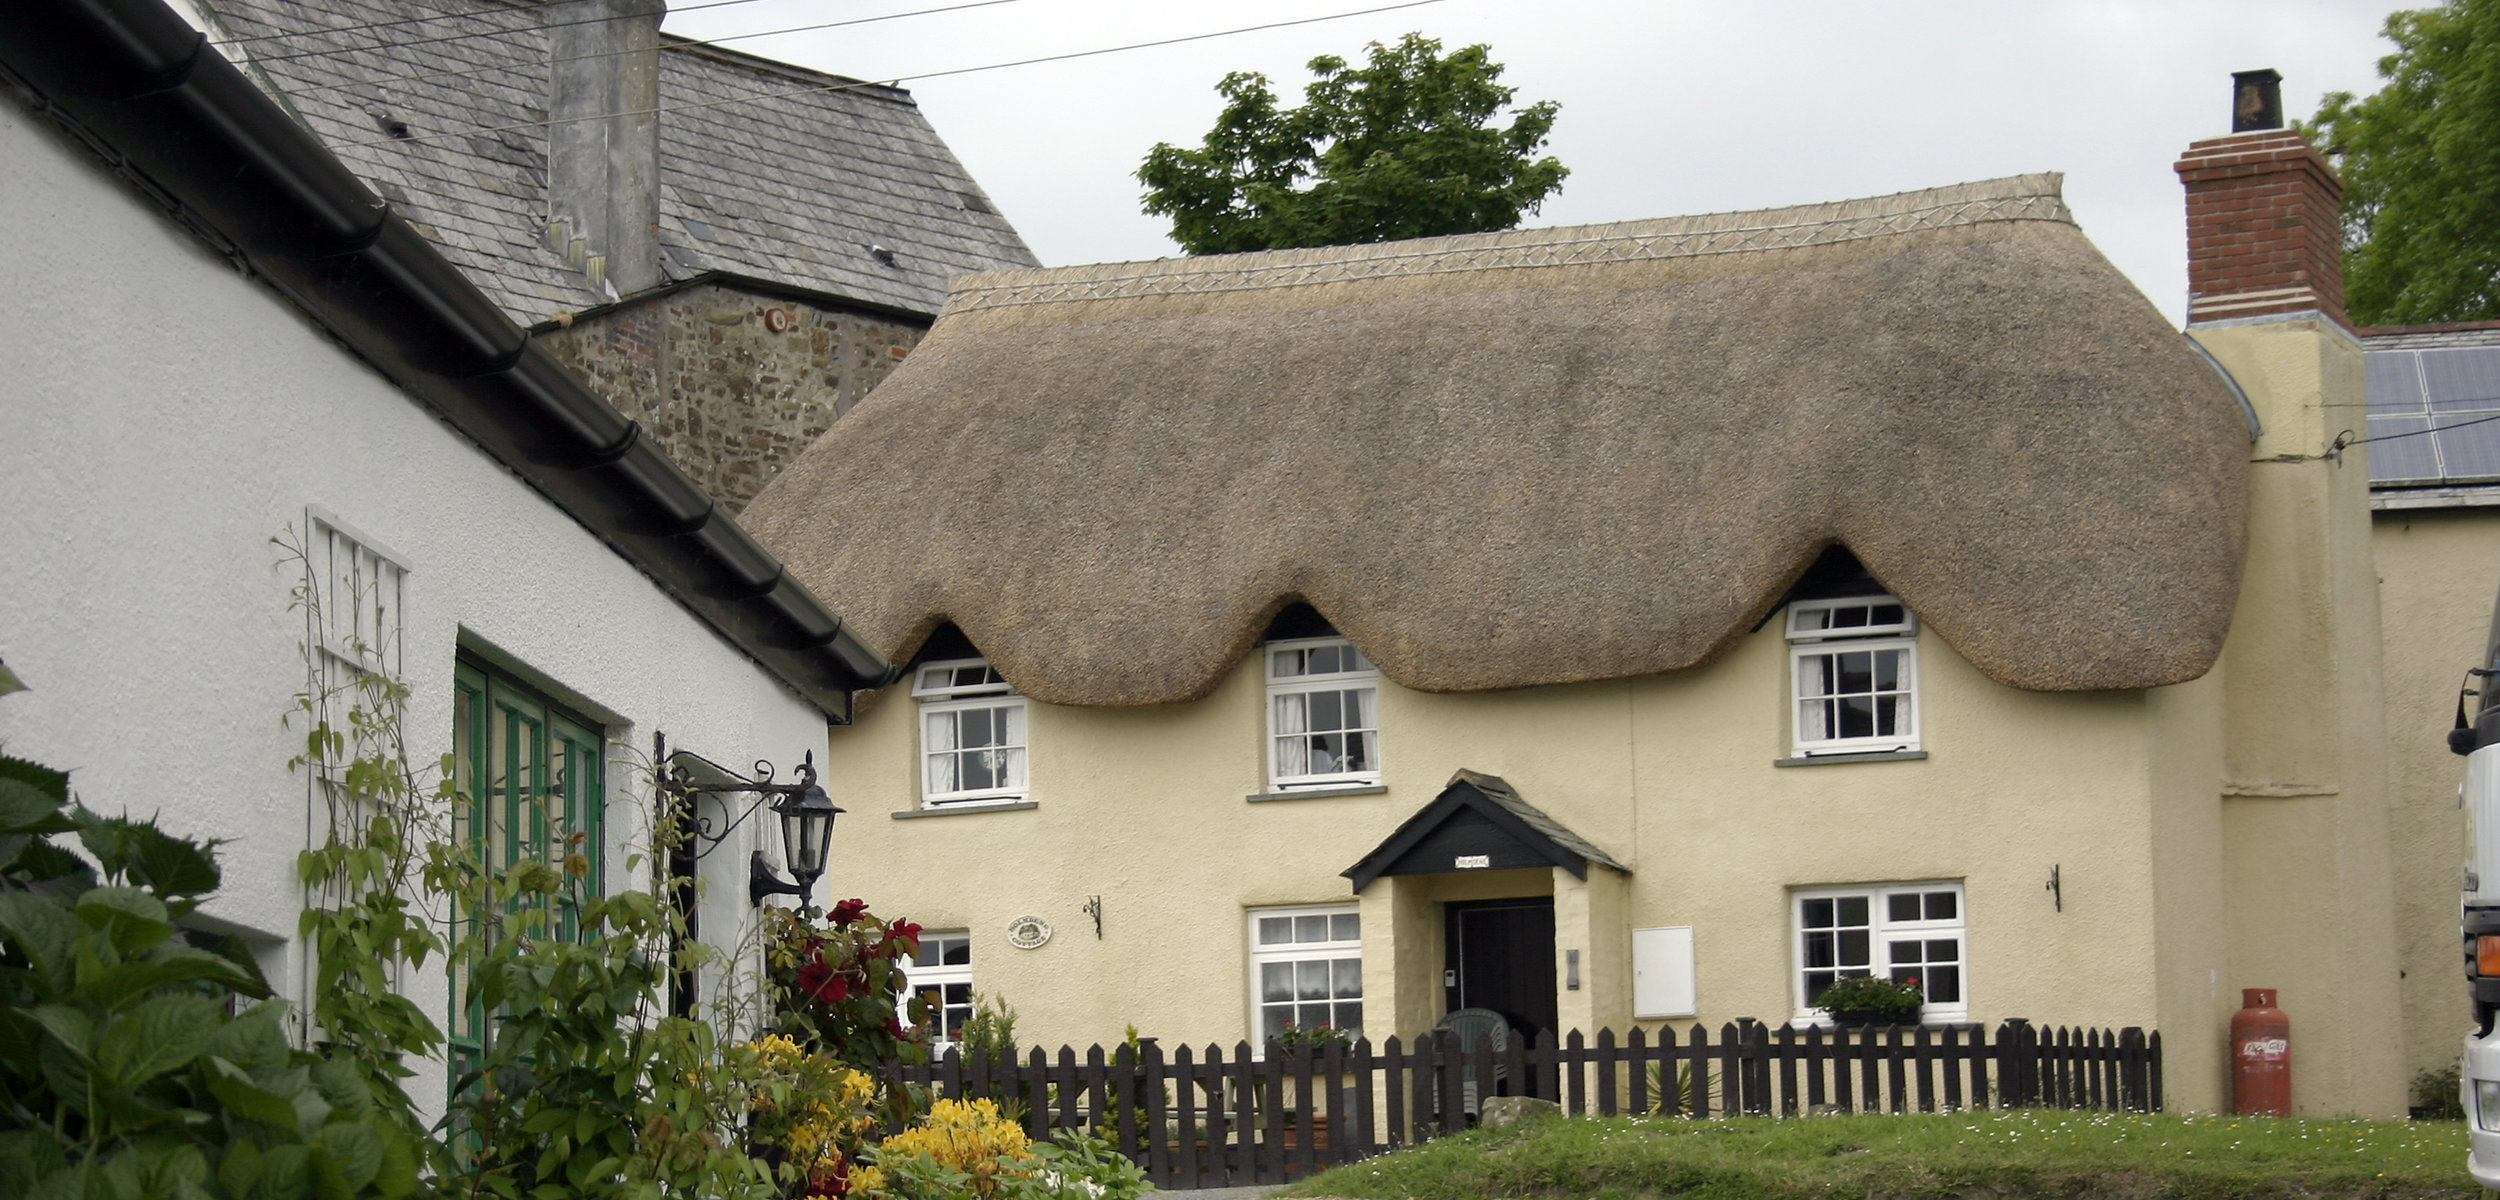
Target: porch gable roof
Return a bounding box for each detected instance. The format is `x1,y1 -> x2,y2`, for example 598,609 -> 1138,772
1343,769 -> 1626,894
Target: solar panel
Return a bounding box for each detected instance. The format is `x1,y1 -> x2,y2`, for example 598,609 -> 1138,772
2365,344 -> 2500,485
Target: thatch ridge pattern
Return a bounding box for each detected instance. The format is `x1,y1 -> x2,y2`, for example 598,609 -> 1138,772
944,175 -> 2072,314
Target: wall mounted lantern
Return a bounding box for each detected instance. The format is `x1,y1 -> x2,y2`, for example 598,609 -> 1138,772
658,745 -> 844,918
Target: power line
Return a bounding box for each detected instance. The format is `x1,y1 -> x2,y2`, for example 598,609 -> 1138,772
2350,408 -> 2500,446
273,0 -> 1023,98
236,0 -> 775,64
337,0 -> 1449,149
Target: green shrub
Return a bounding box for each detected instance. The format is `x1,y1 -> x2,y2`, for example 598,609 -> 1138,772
0,750 -> 424,1199
2414,1062 -> 2466,1120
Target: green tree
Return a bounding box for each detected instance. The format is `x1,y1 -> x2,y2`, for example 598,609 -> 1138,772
2308,0 -> 2500,324
1137,33 -> 1568,255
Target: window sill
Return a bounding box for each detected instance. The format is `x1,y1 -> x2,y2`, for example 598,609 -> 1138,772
1773,750 -> 1927,768
1246,784 -> 1387,803
891,801 -> 1038,819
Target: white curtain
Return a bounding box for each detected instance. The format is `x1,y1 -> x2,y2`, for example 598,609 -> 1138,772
1352,687 -> 1379,771
1798,657 -> 1834,741
925,710 -> 958,795
994,703 -> 1027,788
1274,693 -> 1309,778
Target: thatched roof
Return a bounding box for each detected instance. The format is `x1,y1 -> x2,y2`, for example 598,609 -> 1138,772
743,174 -> 2250,707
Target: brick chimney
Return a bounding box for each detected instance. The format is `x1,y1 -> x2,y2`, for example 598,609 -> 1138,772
2175,69 -> 2346,327
546,0 -> 663,297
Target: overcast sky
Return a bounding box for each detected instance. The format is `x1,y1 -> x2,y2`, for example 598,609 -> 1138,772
667,0 -> 2403,325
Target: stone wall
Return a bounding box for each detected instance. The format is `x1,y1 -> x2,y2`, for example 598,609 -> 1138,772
538,282 -> 925,513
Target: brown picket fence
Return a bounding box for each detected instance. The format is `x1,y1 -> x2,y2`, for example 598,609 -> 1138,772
879,1020 -> 2159,1189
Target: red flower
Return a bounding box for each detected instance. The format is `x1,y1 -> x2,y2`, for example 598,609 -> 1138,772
795,951 -> 852,1004
830,897 -> 869,926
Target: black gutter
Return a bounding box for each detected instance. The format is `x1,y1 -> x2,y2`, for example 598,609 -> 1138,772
0,0 -> 898,719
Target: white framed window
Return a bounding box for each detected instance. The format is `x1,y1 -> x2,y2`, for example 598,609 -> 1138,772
1249,904 -> 1363,1044
912,658 -> 1027,807
1792,882 -> 1966,1023
1786,595 -> 1918,756
904,931 -> 973,1049
1266,638 -> 1380,789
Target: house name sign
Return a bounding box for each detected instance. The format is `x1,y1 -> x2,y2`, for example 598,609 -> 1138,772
1006,915 -> 1053,950
1454,855 -> 1490,869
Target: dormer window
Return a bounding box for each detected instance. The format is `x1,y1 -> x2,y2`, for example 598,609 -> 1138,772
1266,637 -> 1380,790
1786,596 -> 1919,756
912,658 -> 1027,807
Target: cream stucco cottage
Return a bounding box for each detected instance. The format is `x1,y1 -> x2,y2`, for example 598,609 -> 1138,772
742,105 -> 2407,1115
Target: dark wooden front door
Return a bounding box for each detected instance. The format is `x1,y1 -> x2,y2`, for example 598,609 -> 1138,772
1443,898 -> 1558,1039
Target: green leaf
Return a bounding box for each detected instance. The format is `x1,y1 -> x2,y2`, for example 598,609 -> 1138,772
217,1135 -> 264,1198
0,891 -> 79,992
73,889 -> 172,954
254,1144 -> 311,1200
371,1123 -> 419,1200
204,1058 -> 301,1129
4,840 -> 92,886
201,1003 -> 292,1075
317,1122 -> 382,1194
0,760 -> 72,828
123,821 -> 222,902
96,993 -> 221,1087
84,946 -> 258,1011
23,1004 -> 95,1061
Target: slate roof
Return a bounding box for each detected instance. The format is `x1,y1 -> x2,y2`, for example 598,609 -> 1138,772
196,0 -> 1037,323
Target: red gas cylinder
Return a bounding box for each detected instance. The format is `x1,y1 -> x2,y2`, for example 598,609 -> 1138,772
2231,987 -> 2291,1116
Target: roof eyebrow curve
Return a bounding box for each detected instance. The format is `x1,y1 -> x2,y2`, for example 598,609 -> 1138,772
744,171 -> 2251,706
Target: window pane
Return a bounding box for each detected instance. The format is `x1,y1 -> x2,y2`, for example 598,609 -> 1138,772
1294,915 -> 1327,943
1297,1001 -> 1330,1029
1888,893 -> 1920,923
1929,938 -> 1959,962
1272,649 -> 1303,678
1872,604 -> 1904,626
1874,650 -> 1900,691
1334,1001 -> 1363,1036
1263,1007 -> 1291,1042
1838,929 -> 1869,965
1332,957 -> 1362,999
1803,929 -> 1835,969
1309,645 -> 1342,674
1296,959 -> 1329,1001
1925,892 -> 1957,920
1309,689 -> 1342,731
1330,913 -> 1360,942
1889,939 -> 1922,964
1925,964 -> 1961,1003
1794,608 -> 1832,633
1258,916 -> 1293,945
1872,695 -> 1901,735
1836,897 -> 1867,925
1261,962 -> 1294,1003
943,939 -> 971,967
1803,898 -> 1833,928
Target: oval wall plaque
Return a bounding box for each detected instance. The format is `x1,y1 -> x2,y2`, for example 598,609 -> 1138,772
1006,915 -> 1053,950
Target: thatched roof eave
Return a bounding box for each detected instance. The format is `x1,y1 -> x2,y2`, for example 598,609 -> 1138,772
745,174 -> 2250,708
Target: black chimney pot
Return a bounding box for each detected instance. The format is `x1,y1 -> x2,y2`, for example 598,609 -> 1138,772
2232,69 -> 2284,132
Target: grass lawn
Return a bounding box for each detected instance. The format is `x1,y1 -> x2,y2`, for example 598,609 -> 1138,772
1277,1110 -> 2477,1200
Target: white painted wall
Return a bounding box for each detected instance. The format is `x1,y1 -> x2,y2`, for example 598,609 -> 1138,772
0,102 -> 828,1110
